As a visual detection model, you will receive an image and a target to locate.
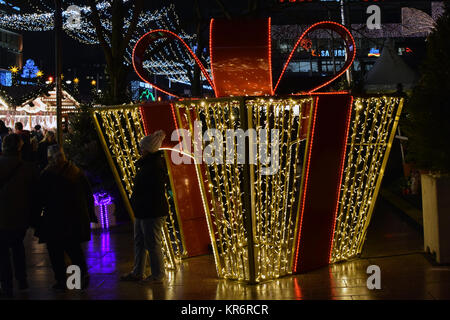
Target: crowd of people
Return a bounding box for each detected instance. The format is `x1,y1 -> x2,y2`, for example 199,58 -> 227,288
0,121 -> 169,299
0,121 -> 57,170
0,120 -> 96,298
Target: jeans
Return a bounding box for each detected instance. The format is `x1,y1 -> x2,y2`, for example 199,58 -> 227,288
46,241 -> 88,284
132,217 -> 166,279
0,229 -> 27,290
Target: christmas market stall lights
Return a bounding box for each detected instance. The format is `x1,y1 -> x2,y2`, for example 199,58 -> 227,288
0,84 -> 79,130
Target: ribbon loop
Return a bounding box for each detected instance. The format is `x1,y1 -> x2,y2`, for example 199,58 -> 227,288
274,21 -> 356,94
132,30 -> 215,98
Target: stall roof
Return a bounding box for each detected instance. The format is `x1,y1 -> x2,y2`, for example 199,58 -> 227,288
0,83 -> 80,112
364,41 -> 419,93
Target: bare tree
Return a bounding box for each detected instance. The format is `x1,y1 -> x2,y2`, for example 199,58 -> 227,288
88,0 -> 144,104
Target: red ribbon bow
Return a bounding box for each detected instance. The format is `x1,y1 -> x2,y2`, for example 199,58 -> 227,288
132,19 -> 356,99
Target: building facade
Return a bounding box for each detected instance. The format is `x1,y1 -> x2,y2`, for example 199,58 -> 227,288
271,0 -> 444,92
0,28 -> 23,86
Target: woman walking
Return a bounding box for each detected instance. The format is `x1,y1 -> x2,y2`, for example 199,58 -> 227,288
37,145 -> 96,290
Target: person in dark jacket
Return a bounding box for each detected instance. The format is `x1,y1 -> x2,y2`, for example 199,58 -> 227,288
14,122 -> 33,162
37,130 -> 56,170
0,120 -> 8,154
120,130 -> 169,283
0,134 -> 40,298
31,125 -> 44,143
37,145 -> 96,290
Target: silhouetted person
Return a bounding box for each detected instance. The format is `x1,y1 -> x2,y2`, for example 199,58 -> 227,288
31,125 -> 44,143
120,130 -> 169,283
0,120 -> 8,154
36,145 -> 96,290
14,122 -> 33,162
0,134 -> 39,298
37,131 -> 57,171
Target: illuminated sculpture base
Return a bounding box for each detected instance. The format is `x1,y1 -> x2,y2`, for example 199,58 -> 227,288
93,94 -> 403,283
95,14 -> 403,283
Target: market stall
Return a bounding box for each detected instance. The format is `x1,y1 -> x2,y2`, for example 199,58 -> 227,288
0,86 -> 79,130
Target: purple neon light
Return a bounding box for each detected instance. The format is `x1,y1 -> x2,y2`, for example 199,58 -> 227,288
94,192 -> 113,206
93,192 -> 113,230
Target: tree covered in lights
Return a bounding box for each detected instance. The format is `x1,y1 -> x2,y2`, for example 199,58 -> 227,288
87,0 -> 143,104
21,59 -> 39,79
0,1 -> 197,103
405,1 -> 450,173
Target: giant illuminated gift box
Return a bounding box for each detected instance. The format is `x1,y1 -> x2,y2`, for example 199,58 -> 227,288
92,19 -> 404,283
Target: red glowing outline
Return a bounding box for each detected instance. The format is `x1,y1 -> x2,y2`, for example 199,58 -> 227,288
139,106 -> 150,135
304,91 -> 349,96
170,103 -> 183,152
293,96 -> 319,273
210,18 -> 273,97
133,21 -> 355,99
139,103 -> 183,151
273,21 -> 356,95
209,19 -> 218,98
268,17 -> 274,96
328,95 -> 353,263
132,29 -> 216,99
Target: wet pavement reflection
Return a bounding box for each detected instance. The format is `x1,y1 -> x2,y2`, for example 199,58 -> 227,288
4,199 -> 450,300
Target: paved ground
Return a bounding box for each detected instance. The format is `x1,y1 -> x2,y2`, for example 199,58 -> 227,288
2,198 -> 450,300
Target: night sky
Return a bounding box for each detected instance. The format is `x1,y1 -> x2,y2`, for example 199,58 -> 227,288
20,0 -> 262,75
22,30 -> 104,74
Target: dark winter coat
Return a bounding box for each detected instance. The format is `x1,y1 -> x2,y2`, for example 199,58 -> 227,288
0,131 -> 8,154
36,161 -> 95,243
0,154 -> 40,230
17,130 -> 34,162
37,140 -> 56,170
130,151 -> 169,219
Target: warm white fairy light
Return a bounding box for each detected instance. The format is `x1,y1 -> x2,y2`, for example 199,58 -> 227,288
90,93 -> 404,284
93,107 -> 183,270
331,96 -> 404,263
173,96 -> 314,282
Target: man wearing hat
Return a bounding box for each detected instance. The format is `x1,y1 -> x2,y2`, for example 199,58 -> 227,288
121,130 -> 169,283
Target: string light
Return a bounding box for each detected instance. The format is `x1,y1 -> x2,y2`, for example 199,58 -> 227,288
173,96 -> 314,282
92,95 -> 404,282
331,96 -> 404,262
0,4 -> 199,86
9,66 -> 19,74
92,107 -> 182,270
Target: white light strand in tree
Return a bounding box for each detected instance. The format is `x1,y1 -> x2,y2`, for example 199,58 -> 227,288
0,3 -> 202,86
